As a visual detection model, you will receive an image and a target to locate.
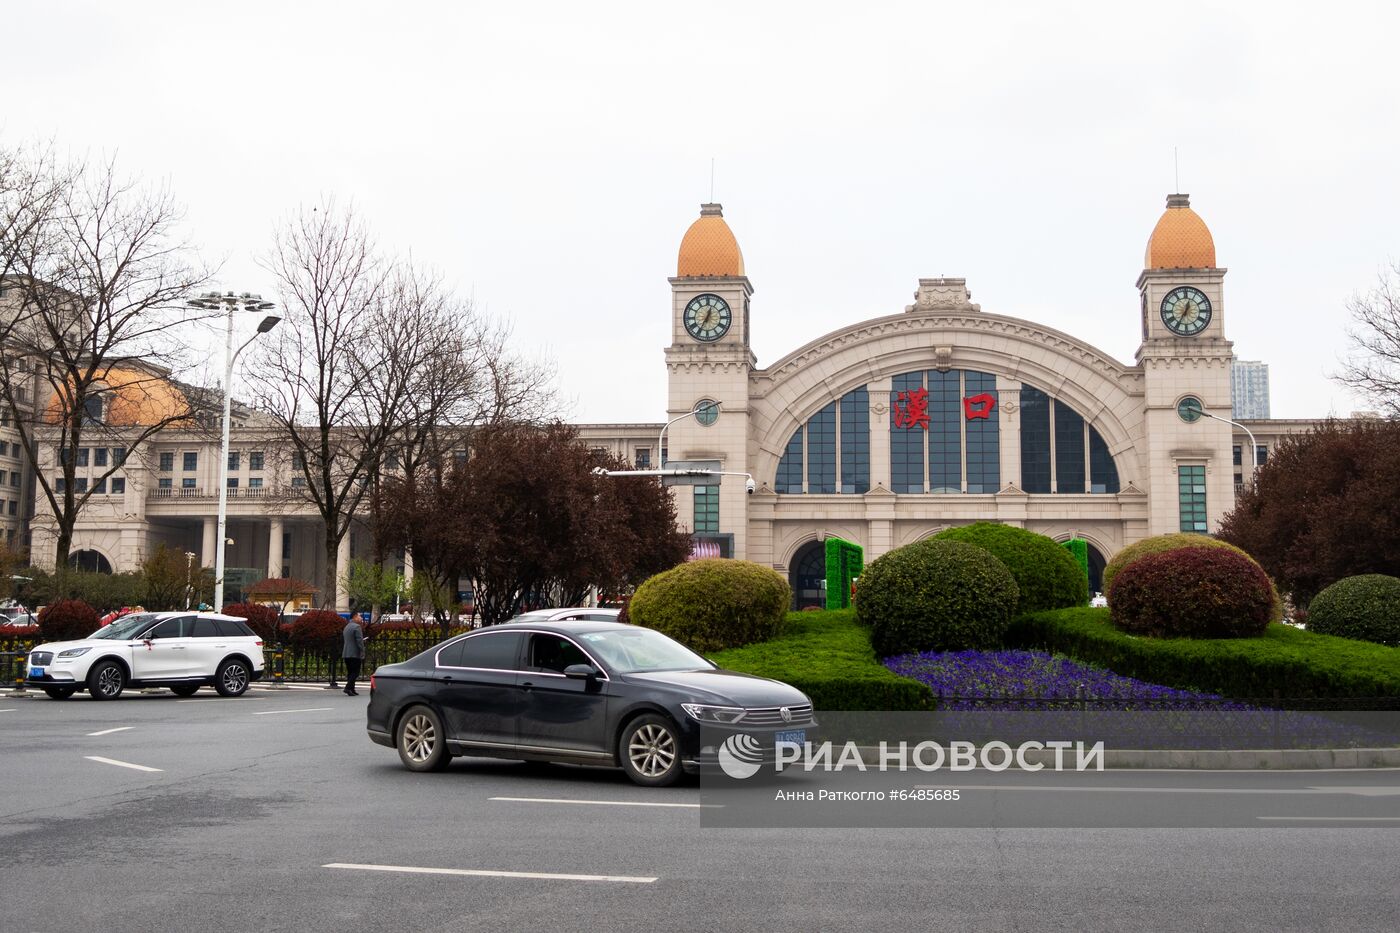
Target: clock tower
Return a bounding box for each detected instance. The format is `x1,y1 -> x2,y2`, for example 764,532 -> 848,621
664,203 -> 754,557
1135,193 -> 1236,536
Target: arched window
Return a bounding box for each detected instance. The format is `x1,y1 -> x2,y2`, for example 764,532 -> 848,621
1019,385 -> 1119,494
775,386 -> 870,494
68,549 -> 113,574
889,369 -> 1000,494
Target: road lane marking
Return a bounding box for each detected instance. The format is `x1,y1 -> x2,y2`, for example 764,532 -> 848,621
252,707 -> 334,715
1257,816 -> 1400,822
85,756 -> 162,773
0,708 -> 16,713
323,863 -> 656,883
87,726 -> 134,736
490,796 -> 718,809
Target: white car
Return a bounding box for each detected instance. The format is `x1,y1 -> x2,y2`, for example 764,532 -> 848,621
26,611 -> 265,701
507,607 -> 622,623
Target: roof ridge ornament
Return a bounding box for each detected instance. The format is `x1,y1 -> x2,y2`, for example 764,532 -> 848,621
906,277 -> 981,313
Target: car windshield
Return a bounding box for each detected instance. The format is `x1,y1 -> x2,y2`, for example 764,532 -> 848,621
90,614 -> 158,640
576,628 -> 711,674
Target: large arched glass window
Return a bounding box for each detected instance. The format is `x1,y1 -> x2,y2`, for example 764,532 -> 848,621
774,386 -> 870,494
889,369 -> 1000,494
1019,384 -> 1119,494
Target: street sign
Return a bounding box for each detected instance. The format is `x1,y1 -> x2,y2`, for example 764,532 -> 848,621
660,459 -> 722,486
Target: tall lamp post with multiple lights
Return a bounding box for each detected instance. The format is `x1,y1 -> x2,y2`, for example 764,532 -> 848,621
188,292 -> 281,609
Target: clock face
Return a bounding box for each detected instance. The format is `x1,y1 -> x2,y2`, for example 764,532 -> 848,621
683,294 -> 731,342
1160,286 -> 1213,337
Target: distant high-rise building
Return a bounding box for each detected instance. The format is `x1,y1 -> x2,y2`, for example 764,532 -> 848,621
1231,358 -> 1271,419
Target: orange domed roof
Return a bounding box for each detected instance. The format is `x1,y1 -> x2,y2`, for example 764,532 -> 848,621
677,203 -> 744,277
45,368 -> 191,427
1145,193 -> 1216,269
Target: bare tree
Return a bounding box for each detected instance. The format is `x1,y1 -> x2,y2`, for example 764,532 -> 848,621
1338,261 -> 1400,417
250,201 -> 391,608
0,148 -> 212,569
355,266 -> 558,619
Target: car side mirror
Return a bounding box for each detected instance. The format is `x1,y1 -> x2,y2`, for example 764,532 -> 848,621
563,663 -> 599,680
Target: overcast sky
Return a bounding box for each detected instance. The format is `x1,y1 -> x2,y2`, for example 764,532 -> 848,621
6,1 -> 1397,422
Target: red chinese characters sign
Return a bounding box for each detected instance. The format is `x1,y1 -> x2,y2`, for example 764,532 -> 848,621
893,388 -> 929,429
893,389 -> 997,428
963,392 -> 996,420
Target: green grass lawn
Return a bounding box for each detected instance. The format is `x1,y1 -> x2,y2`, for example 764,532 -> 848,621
709,609 -> 931,710
1009,607 -> 1400,699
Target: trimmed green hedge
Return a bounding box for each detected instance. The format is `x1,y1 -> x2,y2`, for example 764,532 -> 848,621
629,558 -> 790,653
710,610 -> 932,710
1008,607 -> 1400,698
1307,574 -> 1400,647
857,538 -> 1019,655
935,523 -> 1087,614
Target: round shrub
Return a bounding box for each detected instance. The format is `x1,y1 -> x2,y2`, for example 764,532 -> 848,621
1306,575 -> 1400,647
855,539 -> 1019,656
286,609 -> 347,651
38,598 -> 101,641
1104,533 -> 1283,623
1108,546 -> 1274,639
627,558 -> 789,653
222,602 -> 280,642
935,522 -> 1087,615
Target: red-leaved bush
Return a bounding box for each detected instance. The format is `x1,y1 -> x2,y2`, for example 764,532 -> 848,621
38,599 -> 101,642
222,602 -> 281,642
285,609 -> 347,650
1109,546 -> 1274,639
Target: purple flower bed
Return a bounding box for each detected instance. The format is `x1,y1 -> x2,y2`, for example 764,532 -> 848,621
884,649 -> 1253,710
878,650 -> 1400,748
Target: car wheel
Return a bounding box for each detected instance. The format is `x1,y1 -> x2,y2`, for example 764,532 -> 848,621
86,661 -> 126,700
619,714 -> 683,787
170,684 -> 200,697
396,706 -> 450,772
214,659 -> 250,697
43,686 -> 77,700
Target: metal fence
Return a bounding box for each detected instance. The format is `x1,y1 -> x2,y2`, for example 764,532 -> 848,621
0,628 -> 466,689
4,632 -> 1400,708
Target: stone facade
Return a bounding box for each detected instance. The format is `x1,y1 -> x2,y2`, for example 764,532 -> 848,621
657,195 -> 1321,599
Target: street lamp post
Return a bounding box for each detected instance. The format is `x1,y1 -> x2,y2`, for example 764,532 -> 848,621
188,292 -> 281,610
1179,397 -> 1259,484
184,551 -> 196,610
658,400 -> 719,468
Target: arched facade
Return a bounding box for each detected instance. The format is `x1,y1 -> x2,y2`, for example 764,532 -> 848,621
664,195 -> 1239,571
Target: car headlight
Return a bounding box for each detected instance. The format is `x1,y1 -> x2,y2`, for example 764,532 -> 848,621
681,703 -> 746,724
57,647 -> 91,658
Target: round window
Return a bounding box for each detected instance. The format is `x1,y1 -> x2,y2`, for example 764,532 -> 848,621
1176,396 -> 1203,423
694,399 -> 720,427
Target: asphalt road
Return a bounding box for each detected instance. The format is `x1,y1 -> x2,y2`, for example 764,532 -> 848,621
2,685 -> 1399,933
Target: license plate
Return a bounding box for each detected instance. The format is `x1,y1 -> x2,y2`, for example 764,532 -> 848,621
29,666 -> 44,678
775,729 -> 806,746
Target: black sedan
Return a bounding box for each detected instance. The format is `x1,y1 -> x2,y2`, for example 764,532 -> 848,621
366,620 -> 815,786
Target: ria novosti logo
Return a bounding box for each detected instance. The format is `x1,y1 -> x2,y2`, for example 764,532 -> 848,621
717,733 -> 766,779
715,734 -> 1107,780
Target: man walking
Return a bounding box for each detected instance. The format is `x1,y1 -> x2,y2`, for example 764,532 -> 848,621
342,612 -> 366,696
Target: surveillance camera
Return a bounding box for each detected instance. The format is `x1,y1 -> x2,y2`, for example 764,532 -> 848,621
745,478 -> 756,495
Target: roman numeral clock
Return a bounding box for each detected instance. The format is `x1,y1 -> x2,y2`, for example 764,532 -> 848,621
683,293 -> 732,342
1160,286 -> 1212,336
